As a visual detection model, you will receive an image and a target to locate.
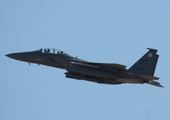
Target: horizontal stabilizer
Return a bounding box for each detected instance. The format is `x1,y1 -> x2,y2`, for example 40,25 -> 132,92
138,75 -> 159,80
147,81 -> 164,88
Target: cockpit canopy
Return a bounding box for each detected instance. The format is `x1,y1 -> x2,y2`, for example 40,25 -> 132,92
35,48 -> 70,56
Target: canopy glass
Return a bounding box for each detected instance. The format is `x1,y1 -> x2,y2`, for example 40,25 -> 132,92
35,48 -> 70,56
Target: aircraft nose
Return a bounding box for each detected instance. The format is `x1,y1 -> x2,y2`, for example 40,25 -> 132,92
6,52 -> 32,62
6,53 -> 20,59
6,53 -> 27,61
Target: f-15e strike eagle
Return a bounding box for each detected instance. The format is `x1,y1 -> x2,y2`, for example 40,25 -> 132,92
6,48 -> 163,87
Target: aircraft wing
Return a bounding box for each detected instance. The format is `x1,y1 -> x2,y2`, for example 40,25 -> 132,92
87,62 -> 126,70
71,61 -> 126,72
138,75 -> 160,80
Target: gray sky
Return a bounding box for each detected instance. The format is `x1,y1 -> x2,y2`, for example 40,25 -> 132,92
1,0 -> 169,120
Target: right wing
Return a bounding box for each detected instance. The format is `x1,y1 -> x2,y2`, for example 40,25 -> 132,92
138,75 -> 159,80
70,61 -> 126,72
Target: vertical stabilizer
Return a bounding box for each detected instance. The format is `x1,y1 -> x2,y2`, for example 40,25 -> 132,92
128,48 -> 159,76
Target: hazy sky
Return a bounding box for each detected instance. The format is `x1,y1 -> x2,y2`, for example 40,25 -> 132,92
1,1 -> 170,120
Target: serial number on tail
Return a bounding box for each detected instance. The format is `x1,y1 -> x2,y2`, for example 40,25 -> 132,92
133,67 -> 143,72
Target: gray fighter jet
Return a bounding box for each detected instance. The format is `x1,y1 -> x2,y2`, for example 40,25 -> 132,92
6,48 -> 163,87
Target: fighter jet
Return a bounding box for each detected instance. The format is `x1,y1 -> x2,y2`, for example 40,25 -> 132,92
6,48 -> 163,87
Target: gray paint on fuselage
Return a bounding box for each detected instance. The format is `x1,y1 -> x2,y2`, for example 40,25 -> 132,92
6,48 -> 163,87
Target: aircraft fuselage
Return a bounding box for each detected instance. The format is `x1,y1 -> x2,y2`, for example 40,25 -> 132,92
6,48 -> 163,87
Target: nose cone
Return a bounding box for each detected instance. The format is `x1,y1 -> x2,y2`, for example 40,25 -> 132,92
6,53 -> 14,58
6,52 -> 31,62
6,53 -> 22,60
6,51 -> 34,63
